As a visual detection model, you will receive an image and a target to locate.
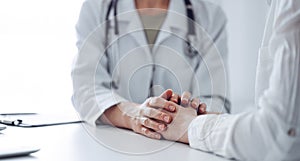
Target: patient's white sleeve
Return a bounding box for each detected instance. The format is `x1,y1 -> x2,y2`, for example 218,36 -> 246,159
188,0 -> 300,160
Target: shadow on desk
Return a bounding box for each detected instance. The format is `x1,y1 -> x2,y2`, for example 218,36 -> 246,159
75,123 -> 230,161
83,124 -> 179,155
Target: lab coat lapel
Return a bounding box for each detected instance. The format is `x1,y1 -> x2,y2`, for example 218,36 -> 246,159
153,0 -> 188,52
115,1 -> 151,55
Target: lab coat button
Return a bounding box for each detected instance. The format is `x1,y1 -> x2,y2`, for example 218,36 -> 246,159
288,128 -> 296,137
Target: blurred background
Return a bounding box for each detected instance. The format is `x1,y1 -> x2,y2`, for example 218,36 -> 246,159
0,0 -> 268,114
221,0 -> 269,113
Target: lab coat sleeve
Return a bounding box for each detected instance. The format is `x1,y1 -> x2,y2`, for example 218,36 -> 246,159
188,1 -> 300,160
72,0 -> 127,125
192,3 -> 230,113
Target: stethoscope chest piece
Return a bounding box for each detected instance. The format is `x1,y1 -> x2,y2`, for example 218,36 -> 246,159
185,35 -> 199,58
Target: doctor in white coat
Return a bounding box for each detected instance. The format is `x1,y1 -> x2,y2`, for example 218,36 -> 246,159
157,0 -> 300,160
72,0 -> 229,139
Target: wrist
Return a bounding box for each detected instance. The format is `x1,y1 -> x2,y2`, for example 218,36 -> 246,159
100,102 -> 138,129
179,116 -> 197,144
179,132 -> 189,144
118,102 -> 139,130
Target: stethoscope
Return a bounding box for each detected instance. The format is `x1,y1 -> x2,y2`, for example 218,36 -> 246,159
104,0 -> 200,58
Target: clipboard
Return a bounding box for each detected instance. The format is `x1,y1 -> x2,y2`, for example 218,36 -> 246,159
0,113 -> 83,128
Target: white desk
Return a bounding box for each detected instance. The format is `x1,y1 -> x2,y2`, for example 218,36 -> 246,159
0,123 -> 229,161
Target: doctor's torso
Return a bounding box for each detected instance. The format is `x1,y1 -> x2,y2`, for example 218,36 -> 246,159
76,0 -> 228,105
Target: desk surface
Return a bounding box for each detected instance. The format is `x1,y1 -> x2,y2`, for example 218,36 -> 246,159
0,123 -> 229,161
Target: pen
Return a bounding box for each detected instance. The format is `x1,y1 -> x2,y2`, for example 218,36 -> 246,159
0,119 -> 22,126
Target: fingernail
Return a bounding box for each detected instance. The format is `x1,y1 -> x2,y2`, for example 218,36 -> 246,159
200,107 -> 205,112
159,124 -> 165,130
164,116 -> 170,122
169,106 -> 175,111
182,98 -> 188,104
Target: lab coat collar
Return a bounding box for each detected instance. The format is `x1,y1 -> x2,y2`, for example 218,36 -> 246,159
113,0 -> 188,52
154,0 -> 188,51
162,0 -> 188,33
115,1 -> 149,54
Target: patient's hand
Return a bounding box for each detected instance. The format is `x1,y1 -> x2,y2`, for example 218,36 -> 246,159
150,90 -> 214,143
148,96 -> 197,143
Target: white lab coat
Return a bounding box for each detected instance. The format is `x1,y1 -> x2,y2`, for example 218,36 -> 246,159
188,0 -> 300,160
72,0 -> 229,124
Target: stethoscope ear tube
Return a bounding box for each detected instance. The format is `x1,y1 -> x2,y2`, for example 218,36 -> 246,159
113,0 -> 119,35
105,0 -> 114,50
184,0 -> 196,35
106,0 -> 119,35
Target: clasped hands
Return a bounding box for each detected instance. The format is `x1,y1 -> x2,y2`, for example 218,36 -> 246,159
127,89 -> 207,143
